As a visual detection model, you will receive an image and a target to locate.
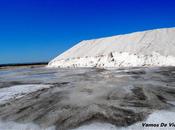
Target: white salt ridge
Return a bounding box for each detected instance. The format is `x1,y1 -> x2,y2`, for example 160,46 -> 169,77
48,27 -> 175,68
0,84 -> 51,104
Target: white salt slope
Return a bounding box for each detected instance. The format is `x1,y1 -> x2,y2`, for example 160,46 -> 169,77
48,27 -> 175,68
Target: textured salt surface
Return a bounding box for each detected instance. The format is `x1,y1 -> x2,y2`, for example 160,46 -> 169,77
0,84 -> 51,104
0,67 -> 175,130
72,110 -> 175,130
0,121 -> 55,130
48,27 -> 175,68
0,110 -> 174,130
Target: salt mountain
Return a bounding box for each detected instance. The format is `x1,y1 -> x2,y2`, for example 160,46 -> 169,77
48,27 -> 175,68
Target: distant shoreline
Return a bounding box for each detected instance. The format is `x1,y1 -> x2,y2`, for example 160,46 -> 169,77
0,62 -> 48,69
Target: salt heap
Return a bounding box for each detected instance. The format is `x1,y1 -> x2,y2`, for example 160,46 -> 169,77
48,27 -> 175,68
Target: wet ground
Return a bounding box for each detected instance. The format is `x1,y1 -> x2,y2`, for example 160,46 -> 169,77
0,66 -> 175,130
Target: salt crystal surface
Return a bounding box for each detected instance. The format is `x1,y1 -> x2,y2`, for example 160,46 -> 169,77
0,84 -> 51,104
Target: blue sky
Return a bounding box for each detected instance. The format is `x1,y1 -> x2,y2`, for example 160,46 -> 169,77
0,0 -> 175,64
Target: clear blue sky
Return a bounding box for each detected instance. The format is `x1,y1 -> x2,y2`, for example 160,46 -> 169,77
0,0 -> 175,64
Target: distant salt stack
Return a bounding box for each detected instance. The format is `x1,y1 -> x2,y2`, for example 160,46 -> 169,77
48,27 -> 175,68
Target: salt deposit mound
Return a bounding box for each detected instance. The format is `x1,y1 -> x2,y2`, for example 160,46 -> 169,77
48,27 -> 175,68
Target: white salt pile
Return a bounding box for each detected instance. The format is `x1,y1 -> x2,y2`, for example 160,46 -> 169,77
48,27 -> 175,68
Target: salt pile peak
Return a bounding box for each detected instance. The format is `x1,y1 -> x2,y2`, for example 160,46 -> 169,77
48,27 -> 175,68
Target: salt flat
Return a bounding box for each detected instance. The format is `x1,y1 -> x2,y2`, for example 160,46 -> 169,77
0,66 -> 175,130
